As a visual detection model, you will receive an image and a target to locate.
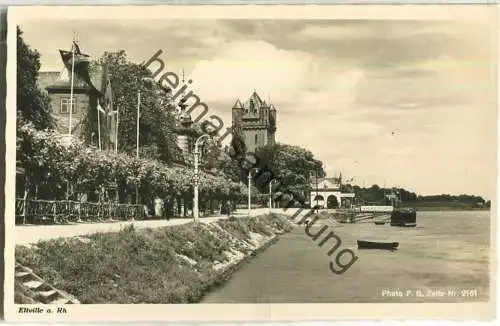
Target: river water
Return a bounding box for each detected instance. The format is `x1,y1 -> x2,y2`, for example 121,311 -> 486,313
201,211 -> 491,303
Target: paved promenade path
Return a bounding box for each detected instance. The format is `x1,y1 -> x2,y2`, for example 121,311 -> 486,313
16,208 -> 305,245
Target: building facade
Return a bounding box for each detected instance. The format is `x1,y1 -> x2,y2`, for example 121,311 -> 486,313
231,91 -> 277,153
38,69 -> 91,135
38,67 -> 115,149
310,177 -> 356,209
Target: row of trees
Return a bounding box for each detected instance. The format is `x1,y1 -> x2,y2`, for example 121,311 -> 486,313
226,128 -> 327,205
18,122 -> 246,203
350,184 -> 488,208
349,184 -> 418,204
417,194 -> 487,204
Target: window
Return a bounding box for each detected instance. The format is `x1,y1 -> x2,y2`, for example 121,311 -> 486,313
255,134 -> 258,145
60,97 -> 77,114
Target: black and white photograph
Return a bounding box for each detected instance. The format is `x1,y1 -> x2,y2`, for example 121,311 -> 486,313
3,4 -> 497,321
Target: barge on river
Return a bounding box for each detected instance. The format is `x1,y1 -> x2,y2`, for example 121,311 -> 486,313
390,208 -> 417,227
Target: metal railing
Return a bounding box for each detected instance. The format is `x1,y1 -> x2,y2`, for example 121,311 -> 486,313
15,198 -> 145,225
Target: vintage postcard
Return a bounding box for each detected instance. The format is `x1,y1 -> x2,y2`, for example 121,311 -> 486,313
3,4 -> 497,322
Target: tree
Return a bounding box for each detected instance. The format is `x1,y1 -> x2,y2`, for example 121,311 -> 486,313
229,123 -> 247,163
17,26 -> 54,130
80,50 -> 181,163
254,143 -> 326,198
198,137 -> 230,173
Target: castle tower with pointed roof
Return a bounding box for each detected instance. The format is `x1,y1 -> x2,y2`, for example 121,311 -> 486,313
231,91 -> 277,153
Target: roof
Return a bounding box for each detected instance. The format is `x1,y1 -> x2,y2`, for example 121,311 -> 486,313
311,177 -> 341,189
37,71 -> 60,90
250,91 -> 264,105
38,66 -> 104,93
322,177 -> 341,183
239,90 -> 279,113
242,91 -> 269,113
233,99 -> 243,109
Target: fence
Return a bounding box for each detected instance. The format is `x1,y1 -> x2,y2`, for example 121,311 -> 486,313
235,204 -> 262,209
15,198 -> 145,225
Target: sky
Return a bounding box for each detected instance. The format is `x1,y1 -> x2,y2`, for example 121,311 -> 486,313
17,17 -> 497,199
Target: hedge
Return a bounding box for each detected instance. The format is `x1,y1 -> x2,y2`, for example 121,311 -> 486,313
17,123 -> 247,201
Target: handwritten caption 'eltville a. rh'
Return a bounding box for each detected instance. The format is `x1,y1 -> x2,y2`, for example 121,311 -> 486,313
18,306 -> 67,314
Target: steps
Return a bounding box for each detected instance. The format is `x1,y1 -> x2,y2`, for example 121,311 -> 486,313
15,263 -> 80,304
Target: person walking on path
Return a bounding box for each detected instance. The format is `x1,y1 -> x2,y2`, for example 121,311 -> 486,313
163,196 -> 172,221
154,196 -> 164,219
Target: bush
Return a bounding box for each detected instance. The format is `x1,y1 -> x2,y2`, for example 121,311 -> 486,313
217,219 -> 250,240
246,217 -> 274,236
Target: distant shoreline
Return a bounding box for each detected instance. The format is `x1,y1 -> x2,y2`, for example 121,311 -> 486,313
402,206 -> 490,212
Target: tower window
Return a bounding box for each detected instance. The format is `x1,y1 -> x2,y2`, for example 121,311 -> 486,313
255,134 -> 258,145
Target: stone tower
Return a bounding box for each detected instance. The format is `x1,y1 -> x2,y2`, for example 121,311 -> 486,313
231,91 -> 277,153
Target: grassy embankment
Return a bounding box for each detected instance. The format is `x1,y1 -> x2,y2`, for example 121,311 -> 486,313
15,213 -> 293,304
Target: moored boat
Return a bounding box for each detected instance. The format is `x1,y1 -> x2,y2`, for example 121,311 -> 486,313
390,208 -> 417,227
357,240 -> 399,250
374,221 -> 386,225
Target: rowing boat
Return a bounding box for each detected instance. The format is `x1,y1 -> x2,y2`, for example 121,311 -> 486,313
357,240 -> 399,251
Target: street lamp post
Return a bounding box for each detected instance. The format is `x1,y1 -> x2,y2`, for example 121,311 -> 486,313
134,77 -> 155,207
315,169 -> 319,212
193,134 -> 211,222
269,179 -> 277,210
248,168 -> 259,217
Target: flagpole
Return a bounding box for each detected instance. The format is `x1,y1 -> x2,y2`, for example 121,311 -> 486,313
115,98 -> 119,153
69,32 -> 76,138
135,90 -> 140,206
97,102 -> 102,150
136,90 -> 141,158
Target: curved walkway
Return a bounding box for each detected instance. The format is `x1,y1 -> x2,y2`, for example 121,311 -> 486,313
15,208 -> 304,245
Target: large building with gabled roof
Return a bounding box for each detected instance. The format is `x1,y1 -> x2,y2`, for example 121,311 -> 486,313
37,65 -> 114,148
